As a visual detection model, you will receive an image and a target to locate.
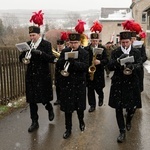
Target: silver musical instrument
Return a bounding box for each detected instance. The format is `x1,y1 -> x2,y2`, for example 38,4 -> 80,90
60,49 -> 73,77
120,55 -> 134,75
22,41 -> 35,64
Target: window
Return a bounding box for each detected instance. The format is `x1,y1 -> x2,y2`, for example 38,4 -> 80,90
142,12 -> 147,23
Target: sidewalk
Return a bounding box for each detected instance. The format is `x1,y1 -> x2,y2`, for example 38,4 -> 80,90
143,60 -> 150,99
144,60 -> 150,73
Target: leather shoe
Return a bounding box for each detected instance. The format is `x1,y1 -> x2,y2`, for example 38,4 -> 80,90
28,121 -> 39,132
80,121 -> 85,131
98,100 -> 103,106
117,132 -> 126,143
54,100 -> 60,105
63,130 -> 71,139
48,109 -> 54,121
88,106 -> 95,112
126,123 -> 131,131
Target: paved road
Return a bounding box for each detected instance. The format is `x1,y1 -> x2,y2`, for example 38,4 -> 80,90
0,66 -> 150,150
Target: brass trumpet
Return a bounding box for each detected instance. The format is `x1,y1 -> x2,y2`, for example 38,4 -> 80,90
60,49 -> 73,77
22,41 -> 35,64
123,67 -> 132,75
60,61 -> 70,77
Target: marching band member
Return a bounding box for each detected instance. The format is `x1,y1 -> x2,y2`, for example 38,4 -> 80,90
56,32 -> 89,139
131,31 -> 147,92
107,31 -> 142,143
84,21 -> 108,112
53,39 -> 65,105
19,10 -> 55,132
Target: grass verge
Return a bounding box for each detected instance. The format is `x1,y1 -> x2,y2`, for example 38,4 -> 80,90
0,97 -> 27,119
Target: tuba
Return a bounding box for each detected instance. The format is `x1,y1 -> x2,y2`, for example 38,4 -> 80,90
52,48 -> 60,58
22,41 -> 35,64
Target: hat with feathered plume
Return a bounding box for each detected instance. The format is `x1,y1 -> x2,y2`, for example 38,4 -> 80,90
90,20 -> 103,39
29,10 -> 44,34
75,19 -> 88,46
122,20 -> 142,34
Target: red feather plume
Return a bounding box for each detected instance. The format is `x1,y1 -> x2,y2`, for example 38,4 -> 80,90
122,20 -> 134,31
139,31 -> 147,39
60,32 -> 70,41
131,22 -> 142,34
90,20 -> 103,33
30,10 -> 44,27
75,19 -> 86,34
122,20 -> 142,34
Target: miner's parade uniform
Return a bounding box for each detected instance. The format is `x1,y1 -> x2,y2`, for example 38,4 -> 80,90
19,11 -> 55,133
85,32 -> 108,112
108,31 -> 142,143
56,33 -> 89,139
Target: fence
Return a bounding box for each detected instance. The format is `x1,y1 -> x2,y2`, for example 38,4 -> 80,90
0,47 -> 26,105
0,47 -> 56,105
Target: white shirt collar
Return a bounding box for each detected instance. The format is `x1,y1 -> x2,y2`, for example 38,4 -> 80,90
121,45 -> 131,54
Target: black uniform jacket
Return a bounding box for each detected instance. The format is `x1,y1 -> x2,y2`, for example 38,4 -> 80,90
136,44 -> 147,92
108,46 -> 142,109
85,44 -> 108,89
19,39 -> 55,104
56,46 -> 89,113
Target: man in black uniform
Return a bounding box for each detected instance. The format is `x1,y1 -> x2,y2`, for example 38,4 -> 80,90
56,33 -> 89,139
85,33 -> 108,112
108,31 -> 142,143
54,39 -> 66,105
19,25 -> 55,132
131,31 -> 147,92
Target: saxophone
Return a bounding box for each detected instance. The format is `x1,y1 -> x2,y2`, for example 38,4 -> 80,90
88,47 -> 97,81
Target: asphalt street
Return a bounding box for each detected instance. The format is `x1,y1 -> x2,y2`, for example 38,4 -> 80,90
0,61 -> 150,150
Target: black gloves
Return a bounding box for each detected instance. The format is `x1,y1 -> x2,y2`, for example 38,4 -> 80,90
125,62 -> 134,70
68,58 -> 74,64
31,49 -> 42,55
117,54 -> 128,63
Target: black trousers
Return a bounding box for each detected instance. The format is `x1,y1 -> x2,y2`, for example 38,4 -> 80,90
29,102 -> 53,121
87,85 -> 104,107
115,107 -> 136,133
56,85 -> 61,101
64,110 -> 84,130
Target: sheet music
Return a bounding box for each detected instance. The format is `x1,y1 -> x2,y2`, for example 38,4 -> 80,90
132,40 -> 144,48
65,51 -> 78,60
120,56 -> 134,66
93,48 -> 104,55
15,42 -> 30,52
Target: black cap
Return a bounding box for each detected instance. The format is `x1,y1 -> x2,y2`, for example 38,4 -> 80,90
57,39 -> 64,45
69,33 -> 81,41
29,26 -> 40,34
90,33 -> 99,39
120,31 -> 131,40
131,31 -> 137,38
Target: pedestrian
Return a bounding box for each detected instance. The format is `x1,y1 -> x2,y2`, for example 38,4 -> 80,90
104,41 -> 114,77
53,39 -> 66,105
107,31 -> 142,143
19,11 -> 55,132
85,23 -> 108,112
56,32 -> 89,139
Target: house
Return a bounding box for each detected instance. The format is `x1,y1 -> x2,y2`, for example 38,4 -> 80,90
130,0 -> 150,58
99,8 -> 132,45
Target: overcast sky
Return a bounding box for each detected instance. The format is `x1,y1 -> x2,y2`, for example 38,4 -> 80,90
0,0 -> 132,10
